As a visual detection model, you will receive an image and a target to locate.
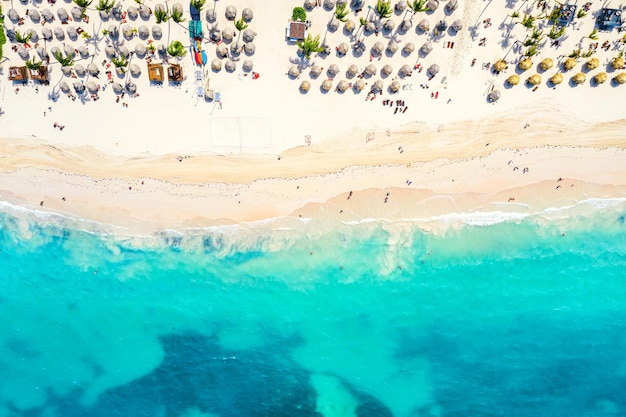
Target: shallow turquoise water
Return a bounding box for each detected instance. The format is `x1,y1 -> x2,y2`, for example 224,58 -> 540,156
1,200 -> 625,417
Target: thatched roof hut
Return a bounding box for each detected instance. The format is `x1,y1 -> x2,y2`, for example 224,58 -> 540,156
400,19 -> 413,32
321,79 -> 333,91
310,65 -> 323,78
451,20 -> 463,32
42,28 -> 53,41
244,42 -> 256,55
243,60 -> 254,71
383,19 -> 396,32
347,64 -> 359,78
148,63 -> 165,82
328,64 -> 340,77
288,65 -> 301,78
225,60 -> 236,72
337,42 -> 349,55
418,19 -> 430,32
372,42 -> 384,55
420,42 -> 433,56
402,42 -> 415,55
399,64 -> 412,77
60,81 -> 70,93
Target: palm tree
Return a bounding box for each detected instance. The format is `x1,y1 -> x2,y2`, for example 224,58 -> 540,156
167,40 -> 187,58
234,16 -> 248,32
335,2 -> 349,22
587,28 -> 599,41
111,54 -> 128,68
170,7 -> 185,23
190,0 -> 206,13
296,33 -> 324,59
611,56 -> 625,70
54,51 -> 75,67
524,45 -> 538,57
73,0 -> 93,18
95,0 -> 115,13
408,0 -> 428,19
576,9 -> 586,19
521,14 -> 536,29
376,0 -> 393,19
548,25 -> 565,40
25,57 -> 43,70
15,30 -> 33,44
154,5 -> 169,23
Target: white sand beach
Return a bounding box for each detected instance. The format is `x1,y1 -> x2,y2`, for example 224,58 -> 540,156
0,0 -> 625,228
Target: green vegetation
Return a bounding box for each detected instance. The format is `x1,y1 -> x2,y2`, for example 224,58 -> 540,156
73,0 -> 93,18
0,4 -> 5,60
587,28 -> 599,40
376,0 -> 393,19
170,7 -> 185,23
25,57 -> 43,70
568,48 -> 580,58
154,6 -> 169,23
359,17 -> 367,26
167,40 -> 187,58
408,0 -> 428,16
334,2 -> 349,22
234,16 -> 248,32
521,14 -> 536,29
524,45 -> 538,57
509,10 -> 520,19
548,25 -> 565,39
54,51 -> 75,67
190,0 -> 206,12
576,9 -> 586,19
96,0 -> 115,13
15,30 -> 33,44
292,6 -> 306,22
296,33 -> 324,59
111,54 -> 128,68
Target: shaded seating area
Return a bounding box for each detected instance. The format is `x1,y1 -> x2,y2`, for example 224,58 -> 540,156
597,8 -> 623,31
167,64 -> 183,82
8,66 -> 28,81
552,4 -> 577,27
286,21 -> 307,42
29,66 -> 49,84
148,63 -> 164,83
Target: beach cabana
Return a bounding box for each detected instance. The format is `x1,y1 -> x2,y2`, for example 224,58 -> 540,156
527,74 -> 541,86
389,80 -> 401,93
88,63 -> 99,76
371,80 -> 383,94
418,19 -> 430,32
540,58 -> 554,71
507,74 -> 520,86
287,22 -> 307,42
242,8 -> 253,22
402,42 -> 415,55
518,58 -> 533,71
168,64 -> 184,82
42,28 -> 53,41
225,5 -> 237,20
372,42 -> 384,55
364,64 -> 377,76
57,8 -> 69,22
427,64 -> 440,76
563,58 -> 577,71
152,26 -> 163,39
8,66 -> 28,81
420,42 -> 433,56
244,42 -> 256,55
148,63 -> 165,82
54,27 -> 65,41
243,60 -> 253,71
354,78 -> 365,93
321,79 -> 333,92
328,64 -> 340,78
310,65 -> 323,78
86,81 -> 99,94
78,45 -> 90,58
386,42 -> 399,55
399,64 -> 412,77
597,8 -> 623,31
593,72 -> 607,84
299,80 -> 311,92
74,64 -> 86,77
381,64 -> 393,76
488,90 -> 501,102
139,5 -> 151,19
288,65 -> 301,78
135,43 -> 147,56
586,58 -> 599,71
337,43 -> 349,56
572,72 -> 585,85
336,80 -> 349,93
130,64 -> 141,77
211,59 -> 222,72
225,60 -> 236,72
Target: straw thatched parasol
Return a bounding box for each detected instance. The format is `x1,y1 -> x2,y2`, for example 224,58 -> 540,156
527,74 -> 541,86
126,81 -> 137,94
354,41 -> 367,55
539,58 -> 553,71
344,20 -> 355,33
354,78 -> 365,92
364,64 -> 377,76
225,5 -> 237,21
51,46 -> 61,57
112,3 -> 123,19
42,27 -> 53,41
71,6 -> 83,21
288,65 -> 301,78
222,27 -> 235,42
118,46 -> 129,58
324,0 -> 336,9
611,57 -> 624,71
42,9 -> 54,23
105,45 -> 116,58
310,65 -> 323,78
488,90 -> 501,102
127,6 -> 138,20
123,24 -> 134,39
60,81 -> 70,93
29,8 -> 40,22
67,26 -> 78,39
108,25 -> 119,39
386,42 -> 399,55
506,74 -> 520,86
550,73 -> 563,85
563,57 -> 577,71
88,63 -> 99,76
399,64 -> 412,77
230,41 -> 243,56
37,47 -> 49,60
347,64 -> 359,78
73,82 -> 85,94
384,20 -> 396,32
206,8 -> 216,22
54,27 -> 65,40
586,58 -> 599,71
152,25 -> 163,39
371,80 -> 383,93
64,44 -> 76,57
242,7 -> 253,22
112,82 -> 123,94
243,29 -> 256,43
400,20 -> 412,32
593,72 -> 607,84
138,26 -> 150,39
446,0 -> 458,12
130,64 -> 141,77
328,64 -> 340,77
244,42 -> 256,55
451,20 -> 463,32
304,0 -> 316,10
420,42 -> 433,56
86,81 -> 99,94
216,43 -> 228,58
614,72 -> 626,85
78,45 -> 89,58
243,60 -> 253,71
396,0 -> 407,12
328,18 -> 340,32
365,21 -> 376,33
402,42 -> 415,55
381,64 -> 393,76
57,8 -> 68,21
494,59 -> 507,72
17,46 -> 30,60
300,80 -> 311,92
389,80 -> 401,93
372,42 -> 384,55
27,29 -> 39,43
139,5 -> 151,19
211,59 -> 222,71
62,66 -> 73,77
337,42 -> 349,56
518,58 -> 532,71
418,19 -> 430,32
337,80 -> 349,92
225,60 -> 236,72
74,64 -> 86,77
321,79 -> 333,92
427,64 -> 440,76
427,0 -> 439,11
572,72 -> 585,85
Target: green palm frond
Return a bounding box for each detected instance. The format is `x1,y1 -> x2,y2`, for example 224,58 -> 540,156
96,0 -> 115,12
524,45 -> 538,56
170,8 -> 185,23
409,0 -> 428,14
576,9 -> 586,19
190,0 -> 206,12
296,33 -> 324,59
54,51 -> 75,67
167,40 -> 187,57
568,48 -> 580,58
335,2 -> 349,22
73,0 -> 93,9
588,28 -> 599,40
234,16 -> 248,31
548,25 -> 565,39
154,6 -> 169,23
376,0 -> 392,19
111,54 -> 128,68
521,14 -> 536,29
15,30 -> 33,44
25,57 -> 43,70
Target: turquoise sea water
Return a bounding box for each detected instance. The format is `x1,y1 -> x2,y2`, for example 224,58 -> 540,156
1,200 -> 626,417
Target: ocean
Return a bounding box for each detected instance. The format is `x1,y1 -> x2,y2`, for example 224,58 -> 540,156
1,199 -> 625,417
